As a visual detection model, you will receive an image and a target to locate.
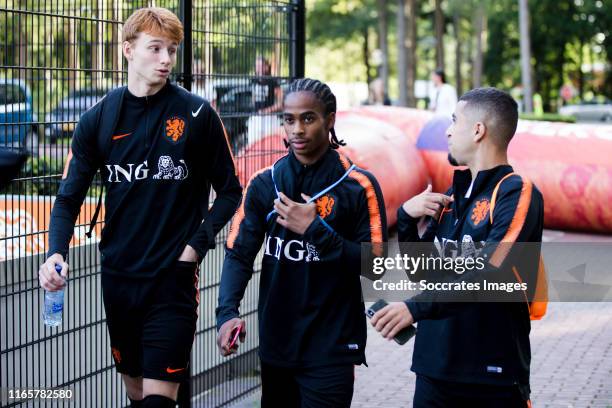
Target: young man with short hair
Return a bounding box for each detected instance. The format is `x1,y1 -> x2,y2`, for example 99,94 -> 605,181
39,8 -> 242,407
372,87 -> 543,407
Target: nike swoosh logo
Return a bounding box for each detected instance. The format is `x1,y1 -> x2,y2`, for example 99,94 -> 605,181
112,132 -> 132,141
192,103 -> 204,117
166,367 -> 186,374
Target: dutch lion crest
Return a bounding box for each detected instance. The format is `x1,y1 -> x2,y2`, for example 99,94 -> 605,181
165,116 -> 186,143
153,156 -> 189,180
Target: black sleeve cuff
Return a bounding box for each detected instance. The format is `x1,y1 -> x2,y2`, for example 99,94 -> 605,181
189,244 -> 208,262
188,221 -> 216,260
216,312 -> 239,332
46,249 -> 68,261
397,206 -> 420,224
302,216 -> 335,245
405,298 -> 429,322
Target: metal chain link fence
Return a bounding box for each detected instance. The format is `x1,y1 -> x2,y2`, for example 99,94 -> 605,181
0,1 -> 304,406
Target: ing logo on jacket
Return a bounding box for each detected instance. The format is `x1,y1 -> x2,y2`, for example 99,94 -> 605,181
264,234 -> 320,262
434,235 -> 485,259
165,116 -> 185,143
153,156 -> 189,180
105,156 -> 189,182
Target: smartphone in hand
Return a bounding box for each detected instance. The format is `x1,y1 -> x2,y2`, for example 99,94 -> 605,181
228,323 -> 243,349
366,299 -> 416,345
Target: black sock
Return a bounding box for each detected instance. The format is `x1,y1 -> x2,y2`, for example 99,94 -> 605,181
141,394 -> 176,408
129,397 -> 144,408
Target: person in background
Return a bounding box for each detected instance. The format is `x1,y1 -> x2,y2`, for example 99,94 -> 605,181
246,56 -> 283,145
367,78 -> 391,106
429,68 -> 457,117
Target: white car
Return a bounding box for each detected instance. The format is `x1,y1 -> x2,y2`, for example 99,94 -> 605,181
559,100 -> 612,122
191,77 -> 252,105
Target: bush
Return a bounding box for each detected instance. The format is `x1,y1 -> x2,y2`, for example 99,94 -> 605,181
519,113 -> 576,123
3,156 -> 64,195
2,156 -> 102,197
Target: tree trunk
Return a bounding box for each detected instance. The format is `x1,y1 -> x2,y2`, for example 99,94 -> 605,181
407,0 -> 417,107
201,0 -> 212,78
555,46 -> 566,112
434,0 -> 445,70
111,1 -> 121,85
466,24 -> 473,89
452,9 -> 462,96
397,0 -> 407,106
66,19 -> 78,92
606,47 -> 612,98
519,0 -> 533,112
377,0 -> 389,92
589,43 -> 596,94
88,0 -> 105,88
578,38 -> 584,100
91,10 -> 100,76
543,78 -> 551,112
363,27 -> 372,85
398,0 -> 417,107
274,4 -> 282,77
472,1 -> 484,88
17,14 -> 27,78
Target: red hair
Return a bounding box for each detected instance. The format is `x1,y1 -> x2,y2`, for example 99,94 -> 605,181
123,7 -> 184,44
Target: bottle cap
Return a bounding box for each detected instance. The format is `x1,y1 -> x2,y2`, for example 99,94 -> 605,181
54,264 -> 66,285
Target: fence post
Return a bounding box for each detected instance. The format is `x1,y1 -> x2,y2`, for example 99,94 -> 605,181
290,0 -> 305,79
177,2 -> 192,406
1,1 -> 302,406
179,0 -> 193,91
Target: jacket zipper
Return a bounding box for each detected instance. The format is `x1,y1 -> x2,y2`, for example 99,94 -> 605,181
144,96 -> 150,149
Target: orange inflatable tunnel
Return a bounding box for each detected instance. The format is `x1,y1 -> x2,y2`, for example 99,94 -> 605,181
414,114 -> 612,233
235,107 -> 612,233
334,112 -> 428,226
349,106 -> 433,143
234,128 -> 286,188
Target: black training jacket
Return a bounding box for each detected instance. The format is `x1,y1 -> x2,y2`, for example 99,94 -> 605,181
217,148 -> 387,367
48,81 -> 242,278
398,165 -> 543,387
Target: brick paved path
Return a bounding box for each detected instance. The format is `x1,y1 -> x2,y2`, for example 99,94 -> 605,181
351,302 -> 612,408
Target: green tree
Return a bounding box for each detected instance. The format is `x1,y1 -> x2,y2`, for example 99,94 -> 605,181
308,0 -> 379,84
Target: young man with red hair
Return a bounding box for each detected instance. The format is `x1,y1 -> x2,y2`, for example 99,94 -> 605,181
39,8 -> 242,407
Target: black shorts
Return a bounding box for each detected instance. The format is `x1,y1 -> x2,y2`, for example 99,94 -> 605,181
414,375 -> 530,408
260,362 -> 354,408
101,260 -> 200,382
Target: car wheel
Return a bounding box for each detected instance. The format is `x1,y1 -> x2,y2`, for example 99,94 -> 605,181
603,114 -> 612,123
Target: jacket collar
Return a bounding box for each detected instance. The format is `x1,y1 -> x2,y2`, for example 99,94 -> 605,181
125,80 -> 172,104
274,147 -> 346,201
286,146 -> 335,177
452,164 -> 513,214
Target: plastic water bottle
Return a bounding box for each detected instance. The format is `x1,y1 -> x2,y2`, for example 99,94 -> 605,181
43,265 -> 65,327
